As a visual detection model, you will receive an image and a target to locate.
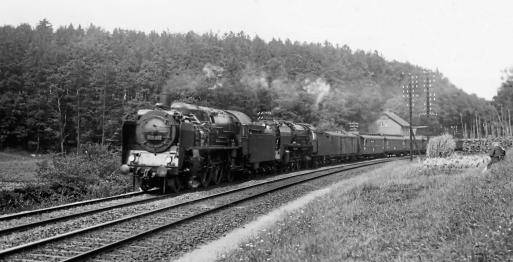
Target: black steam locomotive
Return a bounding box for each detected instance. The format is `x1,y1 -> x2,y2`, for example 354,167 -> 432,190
120,102 -> 427,193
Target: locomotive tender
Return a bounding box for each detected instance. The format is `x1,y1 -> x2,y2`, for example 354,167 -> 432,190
120,101 -> 426,193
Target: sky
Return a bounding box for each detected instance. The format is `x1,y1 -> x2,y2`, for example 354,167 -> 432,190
2,0 -> 513,100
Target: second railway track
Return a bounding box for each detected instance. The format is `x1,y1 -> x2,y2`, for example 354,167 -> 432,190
0,157 -> 403,261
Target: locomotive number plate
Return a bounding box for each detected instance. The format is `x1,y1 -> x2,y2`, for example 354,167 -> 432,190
147,135 -> 162,140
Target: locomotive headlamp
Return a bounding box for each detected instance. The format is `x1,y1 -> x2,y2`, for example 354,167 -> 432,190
128,153 -> 140,165
120,164 -> 130,174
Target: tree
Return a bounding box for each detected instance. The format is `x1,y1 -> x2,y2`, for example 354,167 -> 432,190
0,20 -> 502,151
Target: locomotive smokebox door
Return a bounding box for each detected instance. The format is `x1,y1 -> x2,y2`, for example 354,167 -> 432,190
135,110 -> 177,153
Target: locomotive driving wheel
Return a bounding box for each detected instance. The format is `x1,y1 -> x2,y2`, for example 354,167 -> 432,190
200,169 -> 211,188
167,177 -> 181,193
211,165 -> 223,185
224,165 -> 234,183
140,180 -> 151,192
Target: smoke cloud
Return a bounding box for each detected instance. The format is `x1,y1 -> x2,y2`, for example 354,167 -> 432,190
202,63 -> 224,78
304,78 -> 331,110
240,66 -> 268,89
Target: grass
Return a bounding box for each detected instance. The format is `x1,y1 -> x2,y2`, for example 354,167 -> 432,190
0,152 -> 43,190
220,152 -> 513,261
420,153 -> 489,175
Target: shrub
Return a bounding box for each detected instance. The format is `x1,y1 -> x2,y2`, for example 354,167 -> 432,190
0,184 -> 67,212
1,144 -> 132,213
462,136 -> 513,154
36,143 -> 130,196
426,134 -> 456,158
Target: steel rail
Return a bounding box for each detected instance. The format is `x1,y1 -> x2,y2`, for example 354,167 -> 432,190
0,190 -> 150,221
0,157 -> 398,259
0,158 -> 388,235
0,192 -> 165,235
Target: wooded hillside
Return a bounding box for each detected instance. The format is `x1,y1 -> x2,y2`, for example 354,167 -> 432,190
0,20 -> 499,152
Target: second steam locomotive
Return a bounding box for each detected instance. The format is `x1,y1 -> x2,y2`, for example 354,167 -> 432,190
120,101 -> 427,193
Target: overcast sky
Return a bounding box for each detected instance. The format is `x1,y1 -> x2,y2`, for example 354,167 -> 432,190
2,0 -> 512,100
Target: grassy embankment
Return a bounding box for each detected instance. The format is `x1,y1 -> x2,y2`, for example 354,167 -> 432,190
221,152 -> 513,261
0,145 -> 132,214
0,151 -> 41,191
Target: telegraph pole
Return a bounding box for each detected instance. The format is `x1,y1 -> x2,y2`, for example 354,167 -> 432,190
408,77 -> 414,161
403,73 -> 417,161
348,122 -> 359,133
425,73 -> 431,116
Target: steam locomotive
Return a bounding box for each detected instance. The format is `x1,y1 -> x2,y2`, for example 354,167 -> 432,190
120,102 -> 427,193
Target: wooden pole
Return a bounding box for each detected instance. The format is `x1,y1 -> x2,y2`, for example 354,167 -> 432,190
500,104 -> 505,137
101,67 -> 107,146
497,113 -> 501,137
76,87 -> 80,154
508,108 -> 511,136
459,113 -> 464,138
409,78 -> 413,161
475,113 -> 479,138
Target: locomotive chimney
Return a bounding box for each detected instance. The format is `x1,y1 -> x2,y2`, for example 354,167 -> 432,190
156,93 -> 172,109
159,93 -> 171,106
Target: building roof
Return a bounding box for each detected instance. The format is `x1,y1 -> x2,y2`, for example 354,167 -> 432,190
383,111 -> 410,127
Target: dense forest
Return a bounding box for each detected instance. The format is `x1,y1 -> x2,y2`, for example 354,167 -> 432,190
0,20 -> 509,152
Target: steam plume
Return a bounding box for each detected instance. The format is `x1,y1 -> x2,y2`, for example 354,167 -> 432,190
305,78 -> 331,110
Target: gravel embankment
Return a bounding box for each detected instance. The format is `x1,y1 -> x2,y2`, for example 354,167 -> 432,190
88,164 -> 385,261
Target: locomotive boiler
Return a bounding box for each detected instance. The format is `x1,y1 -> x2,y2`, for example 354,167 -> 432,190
120,101 -> 251,192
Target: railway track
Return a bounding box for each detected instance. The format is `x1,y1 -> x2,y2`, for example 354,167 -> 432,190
0,157 -> 402,261
0,190 -> 165,235
0,190 -> 148,221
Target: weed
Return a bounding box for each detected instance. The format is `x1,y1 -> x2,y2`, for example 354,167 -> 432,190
220,150 -> 513,261
426,134 -> 456,158
0,144 -> 131,214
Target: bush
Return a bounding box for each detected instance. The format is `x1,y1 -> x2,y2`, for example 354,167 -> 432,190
1,144 -> 132,214
0,184 -> 69,213
36,143 -> 130,196
462,136 -> 513,154
426,134 -> 456,158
